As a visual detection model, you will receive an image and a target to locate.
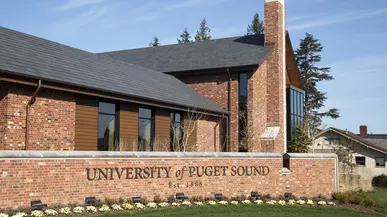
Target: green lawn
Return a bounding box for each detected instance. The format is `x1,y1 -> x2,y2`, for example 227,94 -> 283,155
366,187 -> 387,210
96,205 -> 382,217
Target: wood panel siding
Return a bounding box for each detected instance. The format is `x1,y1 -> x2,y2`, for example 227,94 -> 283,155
75,98 -> 98,150
155,108 -> 171,151
119,102 -> 139,151
184,117 -> 197,152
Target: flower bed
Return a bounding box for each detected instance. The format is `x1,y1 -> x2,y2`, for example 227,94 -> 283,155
0,198 -> 337,217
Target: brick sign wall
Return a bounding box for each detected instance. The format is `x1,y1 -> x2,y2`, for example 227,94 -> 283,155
0,152 -> 337,208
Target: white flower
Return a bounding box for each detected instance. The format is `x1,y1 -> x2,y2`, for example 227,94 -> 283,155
86,206 -> 97,213
254,200 -> 263,204
317,201 -> 327,206
0,213 -> 8,217
287,200 -> 296,205
44,209 -> 57,216
296,200 -> 305,205
112,204 -> 123,211
12,213 -> 27,217
266,200 -> 277,205
218,200 -> 228,205
207,200 -> 217,205
122,203 -> 133,210
73,206 -> 84,213
171,202 -> 180,207
99,204 -> 110,212
146,202 -> 157,208
59,207 -> 71,215
31,211 -> 44,217
194,202 -> 204,206
328,201 -> 335,206
306,199 -> 314,205
242,200 -> 251,204
182,201 -> 191,206
230,201 -> 238,205
278,200 -> 286,206
135,203 -> 145,209
158,202 -> 169,207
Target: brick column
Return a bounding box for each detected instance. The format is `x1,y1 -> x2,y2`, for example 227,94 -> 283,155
264,0 -> 286,153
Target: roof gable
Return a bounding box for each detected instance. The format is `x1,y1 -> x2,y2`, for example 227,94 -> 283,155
316,127 -> 387,154
0,26 -> 227,114
98,35 -> 272,73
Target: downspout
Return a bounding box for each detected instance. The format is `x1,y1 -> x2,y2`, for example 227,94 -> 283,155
227,68 -> 231,152
214,120 -> 219,151
25,80 -> 42,150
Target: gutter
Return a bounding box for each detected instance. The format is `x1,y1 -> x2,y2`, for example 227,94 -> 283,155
25,80 -> 41,150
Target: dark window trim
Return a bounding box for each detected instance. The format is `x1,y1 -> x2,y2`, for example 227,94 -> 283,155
97,101 -> 119,151
375,157 -> 386,167
170,111 -> 184,152
238,72 -> 248,152
138,107 -> 155,151
355,156 -> 366,166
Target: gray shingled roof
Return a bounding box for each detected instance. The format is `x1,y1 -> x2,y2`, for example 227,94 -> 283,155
318,127 -> 387,154
99,34 -> 272,73
0,26 -> 227,114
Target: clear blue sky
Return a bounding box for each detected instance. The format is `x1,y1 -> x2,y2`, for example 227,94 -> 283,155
1,0 -> 387,134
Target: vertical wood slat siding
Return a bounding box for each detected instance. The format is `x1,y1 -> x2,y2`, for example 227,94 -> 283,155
155,108 -> 170,151
184,117 -> 197,152
119,102 -> 139,151
75,99 -> 98,150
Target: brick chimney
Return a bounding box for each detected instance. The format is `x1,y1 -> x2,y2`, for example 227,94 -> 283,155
264,0 -> 286,153
360,125 -> 368,137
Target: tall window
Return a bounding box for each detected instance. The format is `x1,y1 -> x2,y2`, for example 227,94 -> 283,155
98,102 -> 118,151
238,72 -> 248,152
170,112 -> 183,151
286,87 -> 305,144
138,108 -> 154,151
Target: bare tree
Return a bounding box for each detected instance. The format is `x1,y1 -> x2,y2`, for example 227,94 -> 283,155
239,110 -> 256,152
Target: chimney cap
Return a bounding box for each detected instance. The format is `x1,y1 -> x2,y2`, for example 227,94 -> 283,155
265,0 -> 284,4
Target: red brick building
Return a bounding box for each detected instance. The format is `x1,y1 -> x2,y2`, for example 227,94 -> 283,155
0,0 -> 303,153
0,1 -> 340,209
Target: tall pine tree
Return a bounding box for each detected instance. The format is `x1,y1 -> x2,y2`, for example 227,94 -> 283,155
195,18 -> 211,42
246,13 -> 264,35
149,37 -> 160,47
295,33 -> 339,137
177,28 -> 192,44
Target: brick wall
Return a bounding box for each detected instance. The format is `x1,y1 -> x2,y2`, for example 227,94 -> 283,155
196,117 -> 221,152
176,72 -> 239,152
0,82 -> 8,150
0,152 -> 337,208
1,84 -> 76,150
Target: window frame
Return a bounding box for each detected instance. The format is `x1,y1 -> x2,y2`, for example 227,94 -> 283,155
238,72 -> 248,152
170,112 -> 184,152
355,156 -> 366,167
138,107 -> 155,152
97,101 -> 119,151
375,157 -> 386,167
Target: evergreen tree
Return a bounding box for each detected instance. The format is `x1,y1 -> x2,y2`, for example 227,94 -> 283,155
295,33 -> 339,136
246,13 -> 264,35
149,37 -> 160,47
288,126 -> 312,153
177,28 -> 192,44
195,18 -> 211,42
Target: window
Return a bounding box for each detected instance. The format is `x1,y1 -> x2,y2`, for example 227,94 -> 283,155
238,72 -> 248,152
98,102 -> 118,151
170,112 -> 183,151
138,108 -> 154,151
355,156 -> 366,166
286,87 -> 305,144
376,157 -> 385,167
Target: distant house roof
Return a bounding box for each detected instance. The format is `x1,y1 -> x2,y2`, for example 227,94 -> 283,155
317,127 -> 387,154
98,34 -> 272,73
0,26 -> 227,115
